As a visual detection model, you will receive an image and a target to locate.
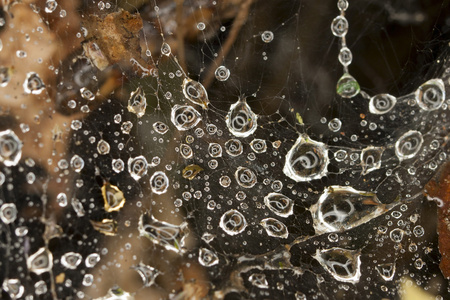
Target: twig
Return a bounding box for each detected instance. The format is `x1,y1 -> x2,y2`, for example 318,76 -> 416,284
175,0 -> 187,72
202,0 -> 253,88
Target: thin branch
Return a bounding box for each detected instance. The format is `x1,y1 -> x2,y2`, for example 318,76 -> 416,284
202,0 -> 253,89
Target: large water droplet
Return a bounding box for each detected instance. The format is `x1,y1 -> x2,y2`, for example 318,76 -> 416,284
395,130 -> 423,161
225,98 -> 258,137
70,154 -> 84,172
138,213 -> 188,254
219,209 -> 247,236
338,47 -> 352,66
313,248 -> 361,283
260,218 -> 289,239
0,66 -> 11,87
153,121 -> 169,134
90,219 -> 118,236
310,186 -> 391,234
97,139 -> 110,155
45,0 -> 58,13
283,134 -> 329,182
376,263 -> 396,281
198,248 -> 219,267
131,263 -> 160,287
235,166 -> 257,188
85,253 -> 100,268
23,72 -> 45,94
0,130 -> 22,166
249,273 -> 269,289
128,155 -> 148,180
215,66 -> 230,81
0,203 -> 17,224
225,139 -> 243,156
360,146 -> 384,175
2,279 -> 24,299
368,94 -> 397,114
112,158 -> 125,173
331,16 -> 348,37
415,78 -> 445,111
250,139 -> 267,153
149,171 -> 169,194
27,247 -> 53,275
182,78 -> 209,109
336,73 -> 360,98
61,252 -> 82,269
102,182 -> 126,212
264,193 -> 294,218
128,87 -> 147,118
171,105 -> 202,131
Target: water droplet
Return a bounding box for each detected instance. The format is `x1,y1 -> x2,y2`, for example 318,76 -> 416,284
171,105 -> 202,131
72,198 -> 85,217
338,47 -> 352,66
128,156 -> 148,180
219,209 -> 247,235
395,130 -> 423,161
360,146 -> 384,175
97,139 -> 110,155
182,78 -> 209,109
264,193 -> 294,218
208,143 -> 222,157
219,175 -> 231,187
250,139 -> 267,153
82,274 -> 94,286
369,94 -> 397,114
61,252 -> 82,269
226,98 -> 258,137
283,134 -> 329,182
15,226 -> 28,236
0,130 -> 22,166
138,213 -> 188,253
249,273 -> 269,288
34,280 -> 47,295
112,158 -> 125,173
131,263 -> 160,286
80,87 -> 95,100
90,219 -> 118,236
102,182 -> 126,212
70,154 -> 84,172
413,225 -> 425,237
128,87 -> 147,118
149,171 -> 169,194
260,218 -> 289,238
121,121 -> 133,134
334,149 -> 347,162
161,42 -> 171,56
0,67 -> 11,87
235,167 -> 257,188
313,248 -> 361,283
389,228 -> 404,242
85,253 -> 100,268
215,66 -> 230,81
376,263 -> 396,281
225,139 -> 243,156
45,0 -> 58,13
197,22 -> 206,30
2,279 -> 24,299
180,144 -> 193,159
415,78 -> 445,111
182,164 -> 203,180
153,121 -> 169,134
337,0 -> 349,11
331,16 -> 348,37
328,118 -> 342,132
336,73 -> 360,98
27,247 -> 53,275
310,186 -> 390,234
261,30 -> 274,43
198,248 -> 219,267
56,192 -> 68,207
0,203 -> 17,224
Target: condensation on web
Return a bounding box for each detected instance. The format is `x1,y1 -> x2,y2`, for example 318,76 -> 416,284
0,0 -> 449,299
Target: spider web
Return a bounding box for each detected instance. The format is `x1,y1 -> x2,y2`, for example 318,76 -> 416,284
0,0 -> 449,299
